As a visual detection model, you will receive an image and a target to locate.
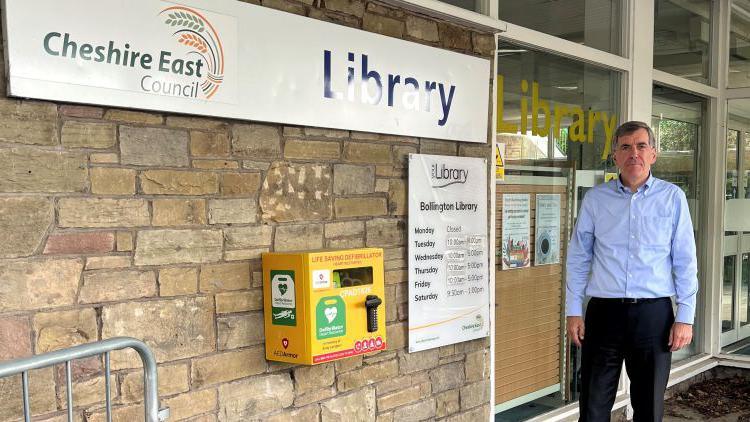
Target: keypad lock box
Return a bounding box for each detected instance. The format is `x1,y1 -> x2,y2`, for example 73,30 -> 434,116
262,248 -> 387,365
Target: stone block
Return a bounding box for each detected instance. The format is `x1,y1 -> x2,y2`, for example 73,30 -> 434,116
443,405 -> 489,422
386,322 -> 406,350
33,308 -> 97,353
57,375 -> 117,408
121,363 -> 189,403
439,22 -> 471,51
87,404 -> 144,422
191,131 -> 230,157
260,162 -> 332,222
0,258 -> 82,312
61,121 -> 116,149
217,374 -> 293,421
363,13 -> 404,38
163,388 -> 218,421
377,382 -> 431,412
215,290 -> 264,313
366,2 -> 405,18
266,405 -> 320,422
325,221 -> 365,238
43,232 -> 115,255
217,313 -> 264,349
366,218 -> 405,247
294,386 -> 337,407
436,389 -> 460,417
0,99 -> 57,146
376,372 -> 429,396
90,153 -> 119,164
336,359 -> 397,392
472,32 -> 495,57
0,197 -> 52,258
0,147 -> 87,193
60,105 -> 103,118
242,160 -> 271,171
324,0 -> 364,17
80,269 -> 157,303
320,387 -> 375,422
116,231 -> 134,251
224,248 -> 268,261
120,126 -> 189,167
135,229 -> 223,266
420,139 -> 457,155
159,267 -> 199,296
167,116 -> 227,131
104,109 -> 163,124
85,255 -> 131,270
141,170 -> 219,195
58,198 -> 150,228
334,197 -> 387,218
200,262 -> 251,292
102,297 -> 215,369
393,398 -> 436,421
304,127 -> 349,138
152,199 -> 207,226
430,361 -> 465,393
0,367 -> 57,420
192,347 -> 266,388
393,145 -> 416,168
399,348 -> 440,374
343,142 -> 391,163
327,237 -> 364,248
460,379 -> 490,410
274,224 -> 323,251
334,355 -> 363,373
388,179 -> 407,215
284,139 -> 340,160
465,349 -> 489,382
333,164 -> 375,195
375,179 -> 389,192
90,167 -> 136,195
406,15 -> 439,42
307,8 -> 360,28
224,225 -> 273,249
293,363 -> 334,394
232,124 -> 281,158
458,144 -> 489,158
193,159 -> 239,169
262,0 -> 307,15
208,199 -> 258,224
0,316 -> 31,360
220,172 -> 262,196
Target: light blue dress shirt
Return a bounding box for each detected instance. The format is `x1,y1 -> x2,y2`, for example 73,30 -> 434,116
565,174 -> 698,324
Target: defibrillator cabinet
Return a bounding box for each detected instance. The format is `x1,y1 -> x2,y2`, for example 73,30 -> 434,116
262,248 -> 387,365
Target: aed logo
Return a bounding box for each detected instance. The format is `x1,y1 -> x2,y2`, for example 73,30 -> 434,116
323,51 -> 457,127
41,6 -> 225,100
496,75 -> 618,160
431,163 -> 468,188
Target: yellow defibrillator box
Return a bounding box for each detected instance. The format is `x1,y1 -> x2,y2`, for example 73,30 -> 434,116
262,248 -> 386,365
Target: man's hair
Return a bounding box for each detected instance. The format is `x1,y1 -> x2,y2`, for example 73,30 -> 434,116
611,121 -> 656,151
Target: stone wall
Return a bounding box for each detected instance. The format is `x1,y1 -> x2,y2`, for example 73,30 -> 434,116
0,0 -> 495,421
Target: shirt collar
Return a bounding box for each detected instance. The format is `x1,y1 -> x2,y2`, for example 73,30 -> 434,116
615,173 -> 655,195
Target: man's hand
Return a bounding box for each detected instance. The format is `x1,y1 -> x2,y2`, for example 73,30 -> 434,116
567,316 -> 585,347
668,322 -> 693,352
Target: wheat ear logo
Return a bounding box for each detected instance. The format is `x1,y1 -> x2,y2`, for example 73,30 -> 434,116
160,6 -> 224,99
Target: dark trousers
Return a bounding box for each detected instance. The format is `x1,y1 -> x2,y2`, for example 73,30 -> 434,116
579,297 -> 674,422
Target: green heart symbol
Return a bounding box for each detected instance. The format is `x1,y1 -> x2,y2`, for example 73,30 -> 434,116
278,283 -> 288,295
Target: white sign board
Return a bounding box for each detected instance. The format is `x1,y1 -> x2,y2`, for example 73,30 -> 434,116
408,154 -> 489,352
501,194 -> 530,270
534,194 -> 561,266
3,0 -> 490,142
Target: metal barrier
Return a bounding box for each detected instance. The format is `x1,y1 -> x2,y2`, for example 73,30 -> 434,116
0,337 -> 169,422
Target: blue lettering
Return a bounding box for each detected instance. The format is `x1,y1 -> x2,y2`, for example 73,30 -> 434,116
438,84 -> 456,126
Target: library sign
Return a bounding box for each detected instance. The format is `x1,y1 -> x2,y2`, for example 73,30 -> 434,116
3,0 -> 491,142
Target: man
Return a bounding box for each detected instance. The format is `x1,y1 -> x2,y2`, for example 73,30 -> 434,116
566,121 -> 698,422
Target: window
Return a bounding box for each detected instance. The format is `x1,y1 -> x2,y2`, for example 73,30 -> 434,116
653,0 -> 712,84
729,0 -> 750,87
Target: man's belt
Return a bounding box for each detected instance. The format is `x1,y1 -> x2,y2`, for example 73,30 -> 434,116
590,297 -> 669,304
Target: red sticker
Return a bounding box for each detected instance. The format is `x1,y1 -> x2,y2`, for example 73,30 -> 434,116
282,338 -> 289,349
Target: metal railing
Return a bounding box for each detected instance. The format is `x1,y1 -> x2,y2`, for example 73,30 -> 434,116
0,337 -> 169,422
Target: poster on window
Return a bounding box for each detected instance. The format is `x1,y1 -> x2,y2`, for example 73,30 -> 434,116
534,194 -> 560,266
501,194 -> 530,269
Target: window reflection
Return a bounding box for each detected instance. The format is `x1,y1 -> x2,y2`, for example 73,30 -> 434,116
654,0 -> 712,84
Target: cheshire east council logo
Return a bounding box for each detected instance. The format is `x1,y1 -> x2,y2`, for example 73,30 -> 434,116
159,6 -> 225,99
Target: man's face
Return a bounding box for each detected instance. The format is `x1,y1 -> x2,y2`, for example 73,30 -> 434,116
613,128 -> 657,184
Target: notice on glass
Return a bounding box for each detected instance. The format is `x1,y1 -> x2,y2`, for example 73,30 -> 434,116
501,194 -> 530,270
408,154 -> 489,353
535,194 -> 561,266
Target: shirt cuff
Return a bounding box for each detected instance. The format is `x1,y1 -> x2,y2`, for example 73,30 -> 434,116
565,298 -> 583,318
675,304 -> 695,325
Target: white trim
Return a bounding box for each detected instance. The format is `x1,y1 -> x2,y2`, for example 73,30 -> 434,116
384,0 -> 505,31
497,22 -> 630,72
717,354 -> 750,368
488,40 -> 498,422
667,354 -> 718,387
653,69 -> 721,99
493,384 -> 560,414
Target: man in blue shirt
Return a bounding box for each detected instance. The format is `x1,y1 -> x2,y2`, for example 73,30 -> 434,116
566,121 -> 698,422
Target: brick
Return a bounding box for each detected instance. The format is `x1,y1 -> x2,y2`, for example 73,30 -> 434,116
406,15 -> 439,42
333,164 -> 375,194
232,124 -> 281,158
218,313 -> 265,349
152,199 -> 207,226
366,218 -> 405,247
420,139 -> 457,155
33,308 -> 97,353
224,248 -> 268,261
200,262 -> 251,292
215,290 -> 263,313
166,116 -> 227,131
284,139 -> 340,160
90,167 -> 136,195
363,13 -> 404,38
335,197 -> 387,218
439,22 -> 471,51
159,267 -> 199,296
58,198 -> 150,228
190,130 -> 230,157
60,105 -> 104,119
0,259 -> 82,312
336,359 -> 398,392
208,198 -> 258,224
90,153 -> 119,164
320,387 -> 376,421
104,109 -> 163,124
221,172 -> 262,196
325,221 -> 365,238
43,232 -> 115,254
120,126 -> 189,167
304,127 -> 349,138
79,269 -> 157,303
0,99 -> 57,146
224,225 -> 273,249
163,389 -> 217,421
0,147 -> 87,193
116,231 -> 134,251
135,229 -> 223,266
0,197 -> 52,258
0,316 -> 31,360
388,179 -> 407,215
274,224 -> 323,251
192,347 -> 266,388
85,255 -> 131,270
141,170 -> 219,195
61,121 -> 116,149
343,142 -> 391,163
193,159 -> 239,169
